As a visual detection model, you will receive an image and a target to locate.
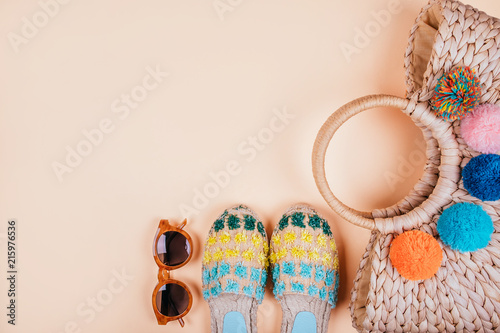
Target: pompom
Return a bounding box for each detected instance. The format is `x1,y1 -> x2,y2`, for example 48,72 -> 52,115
389,230 -> 442,281
461,104 -> 500,153
462,154 -> 500,201
431,67 -> 481,121
437,203 -> 493,252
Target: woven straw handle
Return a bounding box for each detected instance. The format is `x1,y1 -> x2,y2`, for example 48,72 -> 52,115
312,94 -> 461,233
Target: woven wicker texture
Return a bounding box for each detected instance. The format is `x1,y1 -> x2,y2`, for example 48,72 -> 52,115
312,0 -> 500,332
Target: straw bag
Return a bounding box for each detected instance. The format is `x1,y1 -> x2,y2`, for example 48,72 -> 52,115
312,0 -> 500,332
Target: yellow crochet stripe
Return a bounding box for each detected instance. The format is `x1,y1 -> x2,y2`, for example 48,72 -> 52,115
252,233 -> 262,247
322,252 -> 332,266
272,234 -> 281,246
258,252 -> 268,267
284,231 -> 296,244
291,246 -> 306,259
272,231 -> 334,248
317,234 -> 327,248
301,230 -> 313,243
308,248 -> 320,261
235,232 -> 247,244
202,250 -> 211,265
207,236 -> 217,247
225,247 -> 240,259
203,229 -> 268,265
276,248 -> 287,261
242,249 -> 255,261
330,239 -> 337,252
213,248 -> 224,261
332,256 -> 339,270
219,231 -> 231,244
263,241 -> 269,254
269,246 -> 338,269
268,228 -> 340,267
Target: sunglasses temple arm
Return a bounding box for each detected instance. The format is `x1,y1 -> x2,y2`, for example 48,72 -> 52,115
167,294 -> 185,327
179,219 -> 187,229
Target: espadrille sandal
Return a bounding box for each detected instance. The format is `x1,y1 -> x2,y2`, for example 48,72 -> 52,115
269,204 -> 339,333
201,205 -> 268,333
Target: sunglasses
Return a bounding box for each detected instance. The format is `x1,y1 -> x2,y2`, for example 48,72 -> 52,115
152,219 -> 193,326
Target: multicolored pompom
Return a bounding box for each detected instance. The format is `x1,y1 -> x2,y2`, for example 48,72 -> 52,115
431,67 -> 481,121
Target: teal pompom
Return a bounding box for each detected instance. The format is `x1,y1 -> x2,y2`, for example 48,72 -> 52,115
437,202 -> 493,253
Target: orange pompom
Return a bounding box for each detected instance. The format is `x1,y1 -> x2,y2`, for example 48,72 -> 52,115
389,230 -> 442,281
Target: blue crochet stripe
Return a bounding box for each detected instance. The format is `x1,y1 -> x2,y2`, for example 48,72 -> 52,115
251,267 -> 261,282
211,282 -> 222,297
219,261 -> 230,277
243,284 -> 255,298
211,265 -> 218,281
225,279 -> 240,293
202,288 -> 210,300
325,269 -> 334,287
202,269 -> 211,285
256,287 -> 265,302
315,265 -> 326,282
261,269 -> 267,286
291,281 -> 304,293
274,280 -> 285,297
272,263 -> 280,282
300,262 -> 312,279
282,262 -> 296,276
331,271 -> 340,308
308,284 -> 319,297
235,264 -> 248,279
271,260 -> 340,306
319,286 -> 327,301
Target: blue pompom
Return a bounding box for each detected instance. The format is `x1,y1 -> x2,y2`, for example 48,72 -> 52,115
437,202 -> 493,253
462,154 -> 500,201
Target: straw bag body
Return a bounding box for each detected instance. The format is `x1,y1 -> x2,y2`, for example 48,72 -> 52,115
313,0 -> 500,332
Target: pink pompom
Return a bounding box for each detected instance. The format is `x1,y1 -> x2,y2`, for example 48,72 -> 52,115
461,104 -> 500,154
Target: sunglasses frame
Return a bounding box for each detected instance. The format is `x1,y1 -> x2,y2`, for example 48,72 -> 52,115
152,219 -> 193,326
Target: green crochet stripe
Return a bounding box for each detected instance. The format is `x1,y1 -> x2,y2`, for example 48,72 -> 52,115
291,212 -> 306,228
308,215 -> 321,230
214,218 -> 225,232
213,210 -> 229,232
227,215 -> 241,230
322,219 -> 332,236
277,212 -> 331,236
244,215 -> 256,231
257,221 -> 266,237
278,215 -> 289,230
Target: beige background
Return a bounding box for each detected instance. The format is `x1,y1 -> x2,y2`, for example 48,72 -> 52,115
1,0 -> 499,332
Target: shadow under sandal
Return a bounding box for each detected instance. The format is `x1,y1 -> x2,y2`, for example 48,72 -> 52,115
270,204 -> 339,333
202,205 -> 269,333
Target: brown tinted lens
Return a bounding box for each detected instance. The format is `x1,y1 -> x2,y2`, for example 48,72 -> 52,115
156,231 -> 191,266
156,283 -> 189,317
